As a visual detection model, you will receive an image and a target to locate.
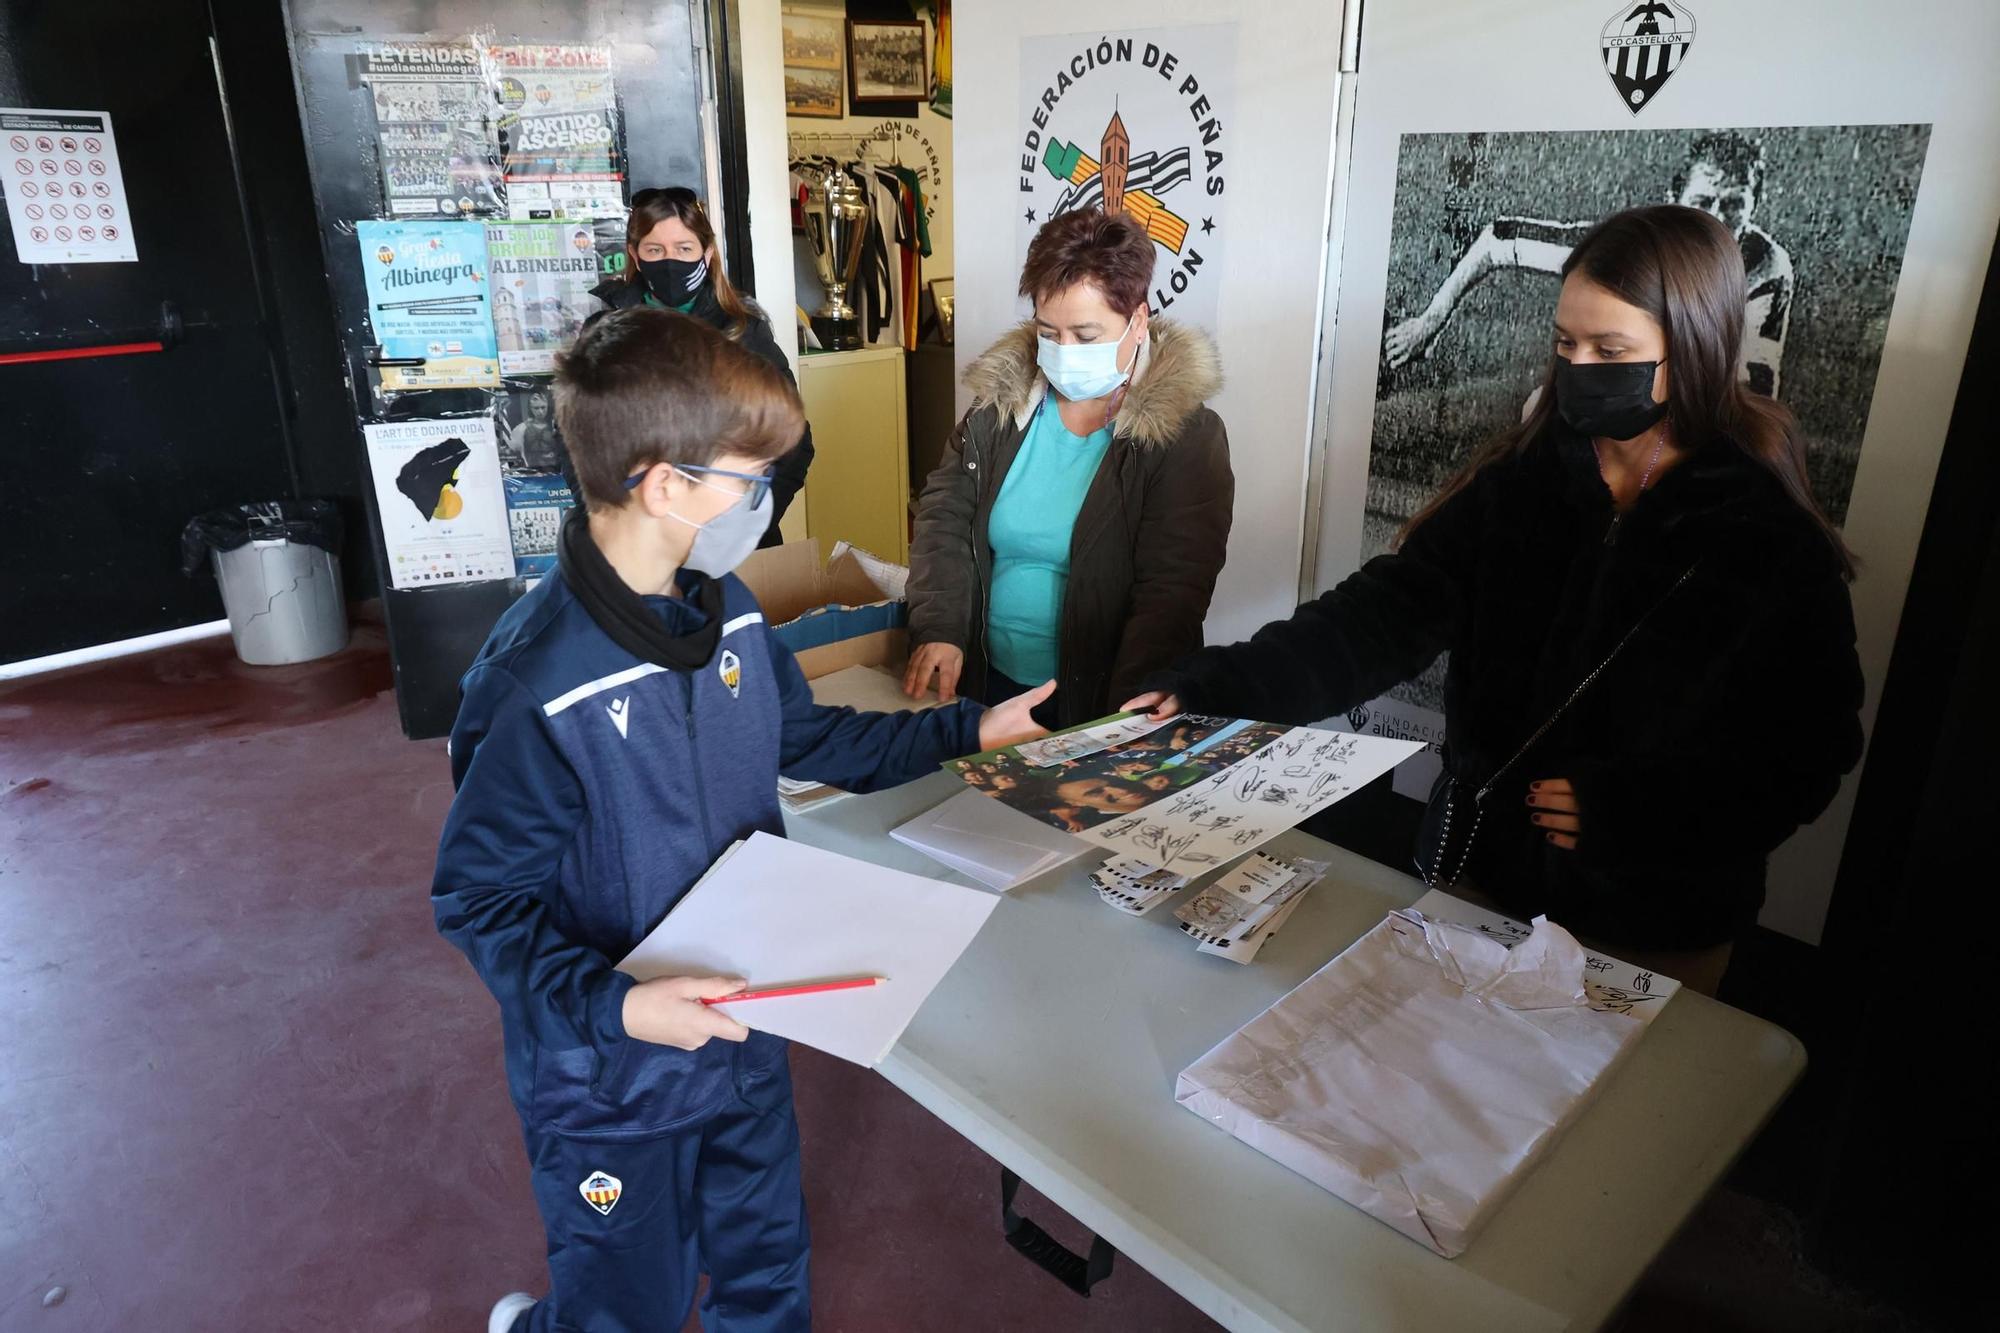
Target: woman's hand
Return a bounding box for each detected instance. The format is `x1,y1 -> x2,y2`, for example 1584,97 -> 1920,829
978,679 -> 1056,751
1527,778 -> 1580,851
621,975 -> 751,1050
1119,690 -> 1182,722
903,642 -> 965,702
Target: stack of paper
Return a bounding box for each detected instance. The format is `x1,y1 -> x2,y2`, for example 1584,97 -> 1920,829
777,775 -> 850,812
891,788 -> 1091,891
1090,856 -> 1192,915
616,832 -> 999,1067
1173,852 -> 1329,964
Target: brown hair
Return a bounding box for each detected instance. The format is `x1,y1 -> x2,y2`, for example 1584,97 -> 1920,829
1402,204 -> 1854,577
623,186 -> 756,339
554,307 -> 803,510
1018,208 -> 1156,316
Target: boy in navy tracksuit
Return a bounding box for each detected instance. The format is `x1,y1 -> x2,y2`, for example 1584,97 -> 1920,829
432,308 -> 1050,1333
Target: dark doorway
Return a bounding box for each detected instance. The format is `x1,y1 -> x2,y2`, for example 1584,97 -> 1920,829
0,0 -> 318,662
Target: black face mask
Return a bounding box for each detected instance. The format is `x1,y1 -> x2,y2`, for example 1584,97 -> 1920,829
1553,356 -> 1669,439
638,255 -> 709,304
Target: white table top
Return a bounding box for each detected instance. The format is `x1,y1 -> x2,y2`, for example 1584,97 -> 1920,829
786,771 -> 1805,1333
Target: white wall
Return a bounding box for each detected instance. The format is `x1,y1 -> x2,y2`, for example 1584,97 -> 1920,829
1308,0 -> 2000,942
954,1 -> 1349,644
736,0 -> 800,375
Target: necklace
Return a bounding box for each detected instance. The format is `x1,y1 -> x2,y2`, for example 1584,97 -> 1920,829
1593,423 -> 1668,504
1593,423 -> 1669,546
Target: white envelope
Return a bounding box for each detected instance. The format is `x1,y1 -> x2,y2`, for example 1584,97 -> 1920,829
891,788 -> 1091,891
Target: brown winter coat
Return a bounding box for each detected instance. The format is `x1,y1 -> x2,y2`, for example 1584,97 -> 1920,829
906,319 -> 1233,728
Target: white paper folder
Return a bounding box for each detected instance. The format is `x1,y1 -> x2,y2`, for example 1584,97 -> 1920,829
616,832 -> 999,1067
890,788 -> 1092,890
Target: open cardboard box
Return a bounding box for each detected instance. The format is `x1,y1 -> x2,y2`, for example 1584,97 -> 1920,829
736,540 -> 909,680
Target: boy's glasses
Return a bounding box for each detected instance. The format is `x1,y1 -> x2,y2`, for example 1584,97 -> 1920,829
624,463 -> 774,507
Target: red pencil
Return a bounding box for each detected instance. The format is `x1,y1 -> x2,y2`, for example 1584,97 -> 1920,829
700,976 -> 887,1005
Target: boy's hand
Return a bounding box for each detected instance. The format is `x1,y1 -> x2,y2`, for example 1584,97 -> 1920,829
622,975 -> 751,1050
978,679 -> 1056,751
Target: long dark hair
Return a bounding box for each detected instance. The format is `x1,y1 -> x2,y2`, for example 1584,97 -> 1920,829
1401,204 -> 1854,578
623,186 -> 756,340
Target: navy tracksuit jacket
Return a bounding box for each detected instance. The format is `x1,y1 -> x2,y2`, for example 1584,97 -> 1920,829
433,568 -> 981,1331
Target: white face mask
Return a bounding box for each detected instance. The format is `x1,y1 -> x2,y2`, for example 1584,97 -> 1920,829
1037,312 -> 1140,402
668,473 -> 772,575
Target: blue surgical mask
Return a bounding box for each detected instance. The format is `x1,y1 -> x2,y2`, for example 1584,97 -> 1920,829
1037,313 -> 1140,402
669,473 -> 772,575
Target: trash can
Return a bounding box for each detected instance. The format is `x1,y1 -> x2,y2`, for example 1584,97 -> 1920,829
181,501 -> 348,666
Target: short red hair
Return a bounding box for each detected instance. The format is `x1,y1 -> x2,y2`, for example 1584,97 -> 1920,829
1018,209 -> 1155,317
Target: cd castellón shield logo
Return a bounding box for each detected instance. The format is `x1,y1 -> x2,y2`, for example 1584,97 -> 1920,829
579,1170 -> 622,1216
1016,26 -> 1236,329
1600,2 -> 1696,116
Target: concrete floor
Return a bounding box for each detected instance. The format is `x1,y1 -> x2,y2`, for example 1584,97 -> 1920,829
0,626 -> 1918,1331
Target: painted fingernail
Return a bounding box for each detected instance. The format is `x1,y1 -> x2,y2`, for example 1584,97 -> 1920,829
1530,781 -> 1543,791
1546,833 -> 1559,844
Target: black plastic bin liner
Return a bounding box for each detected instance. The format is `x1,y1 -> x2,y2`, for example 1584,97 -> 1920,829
180,500 -> 343,577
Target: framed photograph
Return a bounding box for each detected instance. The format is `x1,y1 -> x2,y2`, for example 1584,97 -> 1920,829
848,19 -> 928,104
784,65 -> 843,120
781,10 -> 844,72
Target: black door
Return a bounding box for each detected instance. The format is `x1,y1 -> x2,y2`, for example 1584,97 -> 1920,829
0,0 -> 296,662
284,0 -> 710,737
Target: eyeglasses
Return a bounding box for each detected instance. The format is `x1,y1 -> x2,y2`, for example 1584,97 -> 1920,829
624,463 -> 774,507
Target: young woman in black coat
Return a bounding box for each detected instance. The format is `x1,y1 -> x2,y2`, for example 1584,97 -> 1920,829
1129,204 -> 1864,993
584,186 -> 813,547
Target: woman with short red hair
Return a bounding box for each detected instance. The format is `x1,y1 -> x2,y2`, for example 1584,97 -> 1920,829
903,209 -> 1234,727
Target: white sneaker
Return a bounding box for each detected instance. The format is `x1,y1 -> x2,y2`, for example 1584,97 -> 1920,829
488,1292 -> 536,1333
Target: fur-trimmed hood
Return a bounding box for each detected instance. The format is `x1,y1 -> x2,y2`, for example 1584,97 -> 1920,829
962,319 -> 1222,448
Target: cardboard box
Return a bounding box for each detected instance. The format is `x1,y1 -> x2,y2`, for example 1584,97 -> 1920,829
736,540 -> 909,680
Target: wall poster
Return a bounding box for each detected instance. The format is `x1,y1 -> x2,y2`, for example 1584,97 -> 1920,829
1014,25 -> 1235,330
355,44 -> 504,218
356,218 -> 501,390
503,471 -> 573,581
488,43 -> 625,221
487,221 -> 599,375
2,107 -> 138,264
497,380 -> 565,474
364,417 -> 515,589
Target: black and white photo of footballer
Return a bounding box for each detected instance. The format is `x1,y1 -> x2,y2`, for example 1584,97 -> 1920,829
1386,132 -> 1793,396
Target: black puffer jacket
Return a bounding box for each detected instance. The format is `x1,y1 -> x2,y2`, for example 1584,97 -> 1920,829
585,279 -> 813,546
1149,426 -> 1864,950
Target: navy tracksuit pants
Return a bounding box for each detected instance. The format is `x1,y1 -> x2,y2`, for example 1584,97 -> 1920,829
510,1055 -> 811,1333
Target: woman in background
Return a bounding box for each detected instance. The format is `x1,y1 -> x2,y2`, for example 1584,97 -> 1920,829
586,186 -> 812,546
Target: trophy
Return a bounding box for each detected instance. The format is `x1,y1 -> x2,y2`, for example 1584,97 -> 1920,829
804,167 -> 871,351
